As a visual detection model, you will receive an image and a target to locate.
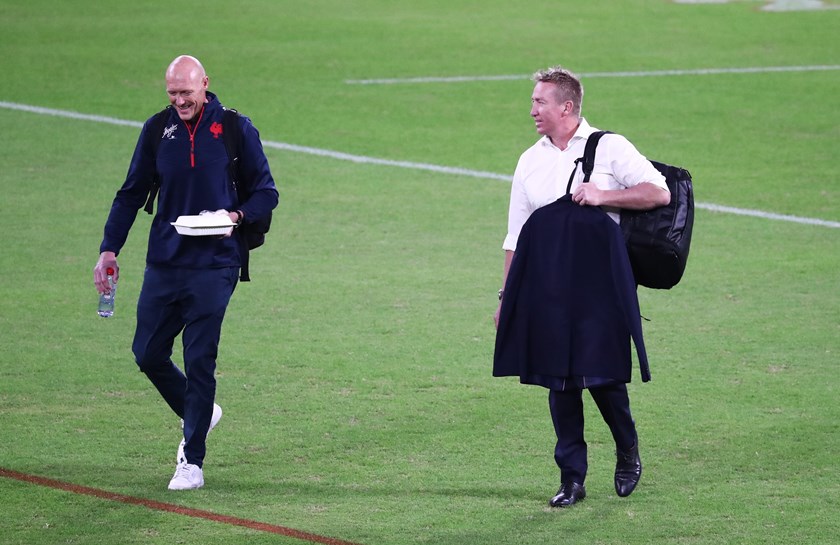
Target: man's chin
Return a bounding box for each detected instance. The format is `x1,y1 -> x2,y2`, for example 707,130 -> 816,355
176,108 -> 195,121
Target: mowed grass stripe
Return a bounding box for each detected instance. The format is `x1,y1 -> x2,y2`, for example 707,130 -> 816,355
2,100 -> 838,229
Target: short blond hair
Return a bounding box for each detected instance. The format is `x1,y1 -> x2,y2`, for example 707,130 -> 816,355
532,66 -> 583,115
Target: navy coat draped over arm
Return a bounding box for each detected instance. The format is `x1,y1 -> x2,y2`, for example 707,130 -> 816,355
493,196 -> 650,386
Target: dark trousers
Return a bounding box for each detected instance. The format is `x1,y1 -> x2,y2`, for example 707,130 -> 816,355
548,383 -> 637,484
132,265 -> 238,468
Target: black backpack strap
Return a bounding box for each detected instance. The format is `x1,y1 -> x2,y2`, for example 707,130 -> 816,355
143,106 -> 172,215
565,130 -> 613,195
220,108 -> 252,282
221,108 -> 243,197
565,157 -> 582,196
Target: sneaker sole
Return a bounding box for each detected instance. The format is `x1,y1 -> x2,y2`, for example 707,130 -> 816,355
167,479 -> 204,490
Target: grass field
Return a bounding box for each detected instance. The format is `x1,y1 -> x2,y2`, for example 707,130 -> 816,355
1,1 -> 839,544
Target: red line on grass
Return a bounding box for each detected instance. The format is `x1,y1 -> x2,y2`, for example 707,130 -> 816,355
0,467 -> 363,545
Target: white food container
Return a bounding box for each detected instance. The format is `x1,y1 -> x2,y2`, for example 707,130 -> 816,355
171,214 -> 235,237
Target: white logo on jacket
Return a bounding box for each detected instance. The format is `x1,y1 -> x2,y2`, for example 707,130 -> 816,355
162,124 -> 178,140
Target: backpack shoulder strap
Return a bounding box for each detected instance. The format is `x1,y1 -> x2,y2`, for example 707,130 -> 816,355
221,107 -> 253,282
221,108 -> 244,199
565,130 -> 612,195
143,106 -> 172,215
581,130 -> 612,182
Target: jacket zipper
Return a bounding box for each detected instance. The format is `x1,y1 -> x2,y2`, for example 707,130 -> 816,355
183,106 -> 205,168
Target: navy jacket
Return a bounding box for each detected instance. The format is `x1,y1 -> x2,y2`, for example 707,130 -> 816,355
493,196 -> 650,386
100,92 -> 278,269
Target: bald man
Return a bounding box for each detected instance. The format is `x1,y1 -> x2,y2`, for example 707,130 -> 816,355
94,55 -> 278,490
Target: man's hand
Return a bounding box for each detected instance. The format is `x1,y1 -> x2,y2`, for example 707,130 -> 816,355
572,183 -> 605,207
94,252 -> 119,294
224,209 -> 242,238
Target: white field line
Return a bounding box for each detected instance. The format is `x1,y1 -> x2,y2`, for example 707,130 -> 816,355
345,64 -> 840,85
2,101 -> 145,128
2,100 -> 838,229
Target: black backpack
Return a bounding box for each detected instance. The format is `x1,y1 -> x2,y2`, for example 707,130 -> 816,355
143,106 -> 272,281
567,131 -> 694,289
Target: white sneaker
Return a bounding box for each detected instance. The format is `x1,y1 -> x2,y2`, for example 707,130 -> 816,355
167,462 -> 204,490
177,403 -> 223,464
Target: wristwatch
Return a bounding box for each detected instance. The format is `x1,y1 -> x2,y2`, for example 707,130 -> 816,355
498,289 -> 504,301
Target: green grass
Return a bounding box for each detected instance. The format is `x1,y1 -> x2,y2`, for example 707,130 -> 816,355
1,1 -> 839,544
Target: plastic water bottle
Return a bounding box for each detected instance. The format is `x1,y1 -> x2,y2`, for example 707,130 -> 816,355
97,267 -> 117,318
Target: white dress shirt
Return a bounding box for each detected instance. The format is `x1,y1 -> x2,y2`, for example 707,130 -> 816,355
503,118 -> 667,251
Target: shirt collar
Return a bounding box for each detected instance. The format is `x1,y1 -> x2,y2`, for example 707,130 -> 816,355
539,117 -> 596,149
569,117 -> 595,145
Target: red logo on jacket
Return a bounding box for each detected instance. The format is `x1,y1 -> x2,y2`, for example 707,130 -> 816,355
209,122 -> 223,139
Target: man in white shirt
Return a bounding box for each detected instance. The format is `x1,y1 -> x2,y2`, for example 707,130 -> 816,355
493,66 -> 670,508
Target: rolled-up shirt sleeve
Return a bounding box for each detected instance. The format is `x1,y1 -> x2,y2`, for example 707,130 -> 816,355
604,134 -> 667,191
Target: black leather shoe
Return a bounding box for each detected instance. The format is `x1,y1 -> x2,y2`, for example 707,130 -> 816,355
549,482 -> 586,507
614,442 -> 642,497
